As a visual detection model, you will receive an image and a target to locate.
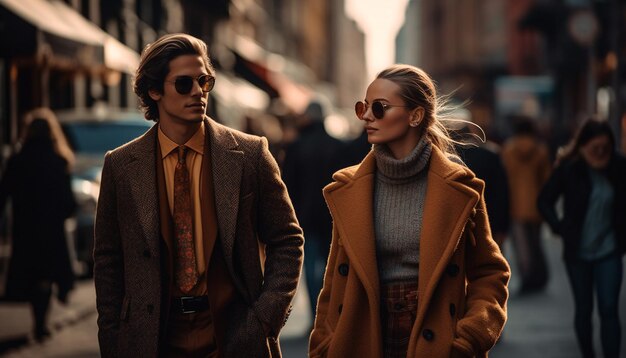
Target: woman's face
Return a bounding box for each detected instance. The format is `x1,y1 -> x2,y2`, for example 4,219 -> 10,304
580,134 -> 612,169
358,78 -> 419,155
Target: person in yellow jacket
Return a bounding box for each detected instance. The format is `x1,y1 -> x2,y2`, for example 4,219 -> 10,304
501,116 -> 552,293
309,64 -> 510,358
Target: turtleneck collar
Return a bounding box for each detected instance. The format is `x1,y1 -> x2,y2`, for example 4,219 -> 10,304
374,138 -> 432,183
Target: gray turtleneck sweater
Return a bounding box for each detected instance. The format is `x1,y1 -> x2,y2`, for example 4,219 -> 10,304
373,139 -> 432,285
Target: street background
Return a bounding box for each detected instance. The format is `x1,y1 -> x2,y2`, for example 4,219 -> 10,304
1,0 -> 626,357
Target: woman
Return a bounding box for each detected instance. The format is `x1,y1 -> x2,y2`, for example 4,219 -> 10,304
0,108 -> 76,341
309,64 -> 510,358
538,119 -> 626,358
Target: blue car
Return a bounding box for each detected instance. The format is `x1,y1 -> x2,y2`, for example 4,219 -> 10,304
58,108 -> 153,276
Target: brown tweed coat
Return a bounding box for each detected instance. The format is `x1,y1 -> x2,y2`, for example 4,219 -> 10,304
309,147 -> 510,358
94,117 -> 304,358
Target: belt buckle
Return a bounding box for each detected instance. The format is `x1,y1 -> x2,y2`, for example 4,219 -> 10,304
180,296 -> 196,314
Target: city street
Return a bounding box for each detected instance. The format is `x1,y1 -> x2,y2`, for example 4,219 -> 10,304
2,230 -> 626,357
0,0 -> 624,357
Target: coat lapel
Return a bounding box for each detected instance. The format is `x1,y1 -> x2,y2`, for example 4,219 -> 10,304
324,152 -> 380,301
124,125 -> 161,257
205,118 -> 243,282
413,148 -> 480,330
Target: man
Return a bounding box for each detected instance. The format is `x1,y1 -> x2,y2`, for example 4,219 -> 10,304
502,115 -> 551,293
93,33 -> 304,358
453,117 -> 510,248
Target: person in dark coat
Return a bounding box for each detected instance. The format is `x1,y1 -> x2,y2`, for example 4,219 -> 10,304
342,129 -> 372,167
538,119 -> 626,358
282,100 -> 344,324
0,107 -> 77,341
455,124 -> 510,247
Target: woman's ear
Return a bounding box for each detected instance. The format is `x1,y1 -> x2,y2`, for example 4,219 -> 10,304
409,107 -> 425,127
149,89 -> 162,102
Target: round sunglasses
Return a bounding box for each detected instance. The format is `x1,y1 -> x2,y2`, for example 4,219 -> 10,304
165,74 -> 215,95
355,100 -> 408,120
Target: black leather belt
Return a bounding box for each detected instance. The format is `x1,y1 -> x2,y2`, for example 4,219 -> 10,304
171,295 -> 209,314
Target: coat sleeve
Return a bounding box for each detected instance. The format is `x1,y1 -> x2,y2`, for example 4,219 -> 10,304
309,224 -> 339,357
251,137 -> 304,337
60,166 -> 77,220
453,196 -> 510,356
537,163 -> 565,235
281,142 -> 301,214
0,156 -> 16,219
93,152 -> 124,358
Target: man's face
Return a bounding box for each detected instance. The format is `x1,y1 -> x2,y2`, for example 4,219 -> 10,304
149,54 -> 211,125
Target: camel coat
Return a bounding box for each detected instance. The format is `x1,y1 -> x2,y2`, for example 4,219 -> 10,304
310,147 -> 510,358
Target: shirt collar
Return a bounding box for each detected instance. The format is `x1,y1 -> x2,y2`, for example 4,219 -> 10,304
157,122 -> 205,159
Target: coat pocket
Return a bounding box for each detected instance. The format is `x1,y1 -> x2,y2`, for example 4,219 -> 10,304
310,320 -> 335,358
120,295 -> 130,322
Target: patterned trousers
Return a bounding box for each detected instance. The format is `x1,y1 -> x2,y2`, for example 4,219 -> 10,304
381,281 -> 419,358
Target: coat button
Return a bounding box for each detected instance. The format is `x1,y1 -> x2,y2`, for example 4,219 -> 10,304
422,329 -> 434,341
338,263 -> 349,276
449,303 -> 456,317
446,264 -> 460,277
143,250 -> 151,258
147,304 -> 154,314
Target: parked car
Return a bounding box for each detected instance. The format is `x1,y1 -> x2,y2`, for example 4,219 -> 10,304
57,107 -> 153,276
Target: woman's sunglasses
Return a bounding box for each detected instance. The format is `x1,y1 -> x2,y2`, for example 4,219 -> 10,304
355,100 -> 408,120
165,74 -> 215,95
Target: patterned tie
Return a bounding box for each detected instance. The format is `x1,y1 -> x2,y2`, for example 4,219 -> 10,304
173,145 -> 198,293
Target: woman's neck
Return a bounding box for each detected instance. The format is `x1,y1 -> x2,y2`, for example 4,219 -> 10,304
387,133 -> 422,159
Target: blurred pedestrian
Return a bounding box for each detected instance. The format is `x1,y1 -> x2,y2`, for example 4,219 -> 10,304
455,123 -> 510,247
538,119 -> 626,358
501,116 -> 551,293
309,64 -> 510,358
342,128 -> 372,167
93,33 -> 303,357
0,107 -> 76,342
282,100 -> 344,326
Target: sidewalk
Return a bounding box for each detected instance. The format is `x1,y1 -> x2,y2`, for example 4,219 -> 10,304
490,230 -> 626,358
0,280 -> 96,352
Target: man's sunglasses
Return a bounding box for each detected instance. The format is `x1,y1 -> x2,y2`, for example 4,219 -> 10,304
165,74 -> 215,95
355,100 -> 408,120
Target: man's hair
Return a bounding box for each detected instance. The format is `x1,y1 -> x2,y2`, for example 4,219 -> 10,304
133,33 -> 214,121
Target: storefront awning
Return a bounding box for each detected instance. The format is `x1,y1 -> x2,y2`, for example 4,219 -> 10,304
0,0 -> 139,74
221,34 -> 313,113
104,35 -> 140,75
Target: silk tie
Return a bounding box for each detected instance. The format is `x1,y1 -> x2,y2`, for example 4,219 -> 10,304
173,145 -> 198,293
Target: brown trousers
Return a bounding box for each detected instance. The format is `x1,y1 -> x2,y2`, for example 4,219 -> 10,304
162,307 -> 218,358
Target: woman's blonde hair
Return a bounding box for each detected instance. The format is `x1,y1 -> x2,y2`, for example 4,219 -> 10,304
376,64 -> 466,156
22,107 -> 75,170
